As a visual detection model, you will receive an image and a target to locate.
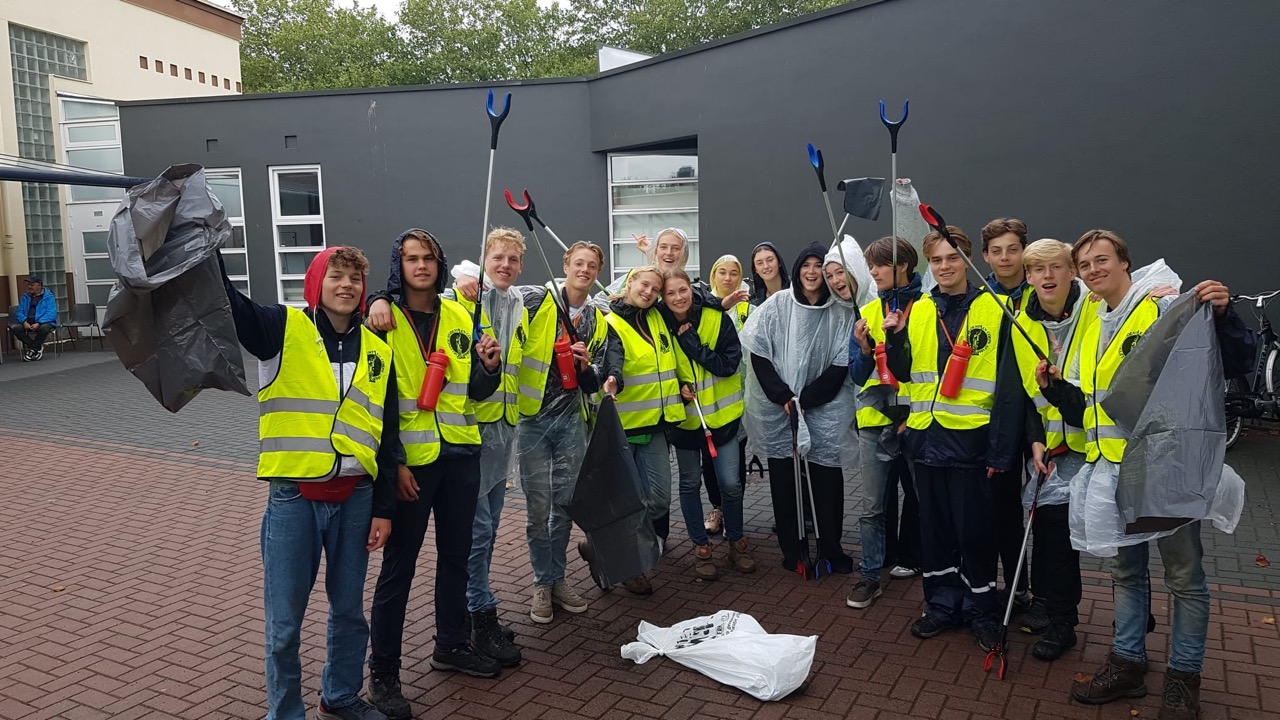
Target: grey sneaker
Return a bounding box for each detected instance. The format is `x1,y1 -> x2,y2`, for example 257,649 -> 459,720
845,580 -> 882,609
318,698 -> 388,720
530,585 -> 553,624
889,565 -> 919,579
551,582 -> 588,613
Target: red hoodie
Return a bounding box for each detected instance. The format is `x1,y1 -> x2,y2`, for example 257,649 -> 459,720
303,247 -> 367,316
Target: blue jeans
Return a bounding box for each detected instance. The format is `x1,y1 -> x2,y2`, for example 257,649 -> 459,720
677,441 -> 743,545
467,422 -> 515,613
857,425 -> 899,582
1111,522 -> 1209,673
630,434 -> 672,533
520,413 -> 586,587
262,479 -> 373,720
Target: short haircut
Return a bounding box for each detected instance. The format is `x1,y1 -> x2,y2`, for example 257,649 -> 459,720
609,265 -> 664,301
484,226 -> 526,257
563,241 -> 604,268
1022,238 -> 1073,269
401,229 -> 441,258
328,246 -> 370,274
863,236 -> 918,271
923,226 -> 972,258
981,218 -> 1028,251
1072,229 -> 1131,270
662,268 -> 692,287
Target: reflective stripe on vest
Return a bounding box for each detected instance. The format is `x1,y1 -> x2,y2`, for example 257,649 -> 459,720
1080,298 -> 1161,462
386,300 -> 480,466
605,310 -> 686,430
455,294 -> 526,426
1011,294 -> 1100,452
257,307 -> 390,480
905,293 -> 1006,431
517,288 -> 609,417
674,308 -> 744,431
855,298 -> 919,428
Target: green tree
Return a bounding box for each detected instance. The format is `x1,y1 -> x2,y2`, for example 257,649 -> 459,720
234,0 -> 400,93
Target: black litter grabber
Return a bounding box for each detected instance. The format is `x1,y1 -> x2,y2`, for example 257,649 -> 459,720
790,402 -> 814,580
985,468 -> 1048,680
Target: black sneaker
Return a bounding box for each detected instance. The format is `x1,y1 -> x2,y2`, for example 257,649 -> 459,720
429,645 -> 501,678
471,609 -> 521,668
465,609 -> 515,642
845,580 -> 882,609
910,615 -> 951,639
1020,597 -> 1051,635
366,671 -> 410,720
318,698 -> 388,720
1032,623 -> 1078,662
973,623 -> 1001,652
32,347 -> 43,361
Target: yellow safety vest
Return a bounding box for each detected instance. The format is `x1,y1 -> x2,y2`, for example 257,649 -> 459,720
385,300 -> 480,466
518,287 -> 608,417
604,309 -> 686,430
731,300 -> 751,330
674,308 -> 744,431
1079,297 -> 1161,462
905,292 -> 1006,431
1011,295 -> 1100,452
455,294 -> 527,426
258,307 -> 390,480
856,297 -> 925,429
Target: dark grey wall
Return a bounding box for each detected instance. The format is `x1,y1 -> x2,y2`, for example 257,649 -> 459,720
122,82 -> 603,302
123,0 -> 1280,307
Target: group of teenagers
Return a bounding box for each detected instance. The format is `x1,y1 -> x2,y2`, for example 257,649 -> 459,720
224,214 -> 1254,720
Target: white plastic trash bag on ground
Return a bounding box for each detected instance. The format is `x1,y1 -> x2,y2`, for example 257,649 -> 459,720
620,611 -> 815,701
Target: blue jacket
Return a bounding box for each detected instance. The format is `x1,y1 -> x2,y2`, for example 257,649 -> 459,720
18,290 -> 57,326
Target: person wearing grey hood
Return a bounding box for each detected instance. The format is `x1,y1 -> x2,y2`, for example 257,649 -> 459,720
741,242 -> 856,575
363,229 -> 504,718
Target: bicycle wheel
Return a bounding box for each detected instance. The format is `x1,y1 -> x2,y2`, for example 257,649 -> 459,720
1226,376 -> 1246,450
1267,344 -> 1280,398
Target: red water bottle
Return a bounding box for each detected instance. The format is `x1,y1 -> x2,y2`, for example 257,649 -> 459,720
940,341 -> 972,398
874,342 -> 898,389
554,336 -> 578,391
417,351 -> 449,410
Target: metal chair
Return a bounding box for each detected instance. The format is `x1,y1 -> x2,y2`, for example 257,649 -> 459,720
63,303 -> 104,352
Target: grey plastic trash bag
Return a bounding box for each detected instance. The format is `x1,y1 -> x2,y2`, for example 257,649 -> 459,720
102,164 -> 249,412
568,396 -> 660,589
1102,293 -> 1225,534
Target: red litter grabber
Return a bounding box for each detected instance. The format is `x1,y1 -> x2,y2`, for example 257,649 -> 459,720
985,468 -> 1049,679
691,395 -> 718,458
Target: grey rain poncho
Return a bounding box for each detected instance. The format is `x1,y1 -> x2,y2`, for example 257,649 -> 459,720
740,254 -> 857,469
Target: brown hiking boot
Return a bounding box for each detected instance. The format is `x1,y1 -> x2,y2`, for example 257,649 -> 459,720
622,574 -> 653,595
692,544 -> 718,580
1158,669 -> 1201,720
728,538 -> 756,573
1070,652 -> 1148,705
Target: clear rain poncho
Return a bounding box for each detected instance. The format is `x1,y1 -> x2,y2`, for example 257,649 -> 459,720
740,265 -> 857,469
824,236 -> 873,479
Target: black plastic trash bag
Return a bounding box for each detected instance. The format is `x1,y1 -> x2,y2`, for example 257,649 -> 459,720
836,177 -> 885,221
102,164 -> 249,412
568,396 -> 661,589
1102,293 -> 1225,533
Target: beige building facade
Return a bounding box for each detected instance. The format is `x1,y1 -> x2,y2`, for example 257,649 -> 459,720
0,0 -> 243,326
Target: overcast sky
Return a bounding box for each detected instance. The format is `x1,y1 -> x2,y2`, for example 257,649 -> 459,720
340,0 -> 557,20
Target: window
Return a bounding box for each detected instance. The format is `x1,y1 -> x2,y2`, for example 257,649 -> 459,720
207,169 -> 250,295
60,98 -> 122,203
170,64 -> 177,76
607,154 -> 699,281
270,166 -> 325,305
154,59 -> 162,73
185,68 -> 192,80
139,55 -> 148,69
198,71 -> 205,83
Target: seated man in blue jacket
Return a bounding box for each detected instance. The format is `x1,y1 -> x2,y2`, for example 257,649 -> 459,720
10,275 -> 58,361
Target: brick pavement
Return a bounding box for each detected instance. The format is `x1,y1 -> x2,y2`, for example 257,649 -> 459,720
1,353 -> 1279,719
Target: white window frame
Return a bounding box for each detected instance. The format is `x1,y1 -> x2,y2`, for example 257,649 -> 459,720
207,167 -> 249,295
606,152 -> 699,282
59,96 -> 123,205
269,165 -> 326,306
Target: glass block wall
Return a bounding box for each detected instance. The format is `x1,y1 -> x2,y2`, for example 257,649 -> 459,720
8,24 -> 88,316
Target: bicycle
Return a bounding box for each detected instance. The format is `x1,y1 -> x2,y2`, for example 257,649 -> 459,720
1225,289 -> 1280,449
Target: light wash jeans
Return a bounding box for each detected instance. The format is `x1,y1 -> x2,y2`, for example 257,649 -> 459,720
857,425 -> 899,583
676,439 -> 743,546
262,479 -> 373,720
520,412 -> 587,587
1111,522 -> 1209,673
467,422 -> 516,612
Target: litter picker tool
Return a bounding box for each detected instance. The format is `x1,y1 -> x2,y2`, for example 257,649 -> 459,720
806,143 -> 857,292
691,396 -> 718,458
789,405 -> 814,580
880,100 -> 908,308
985,468 -> 1049,679
504,188 -> 578,340
507,189 -> 608,294
473,89 -> 512,340
918,204 -> 1048,362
